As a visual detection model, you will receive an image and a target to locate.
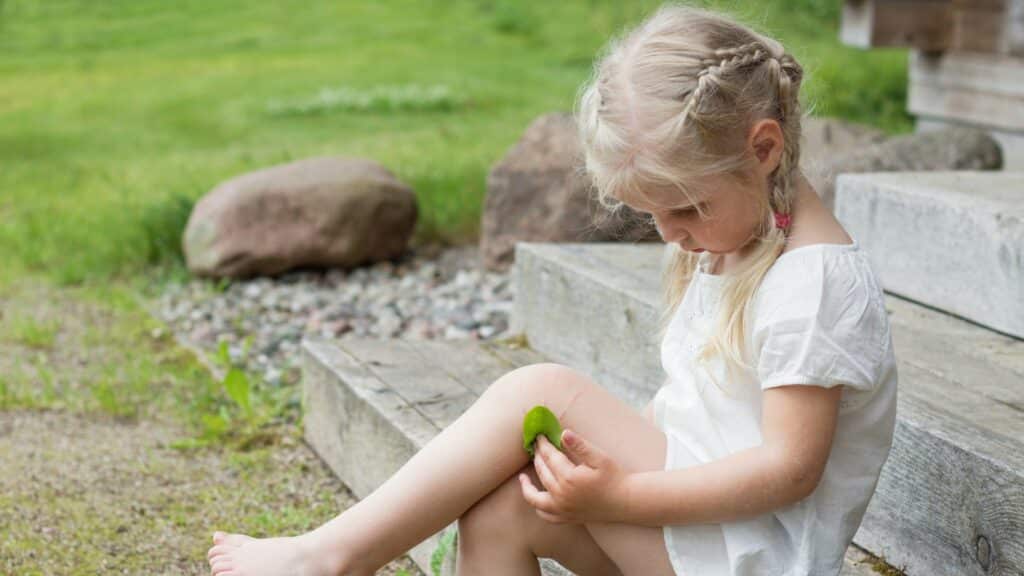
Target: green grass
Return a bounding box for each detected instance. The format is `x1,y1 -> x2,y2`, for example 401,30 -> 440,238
0,0 -> 911,285
0,313 -> 61,349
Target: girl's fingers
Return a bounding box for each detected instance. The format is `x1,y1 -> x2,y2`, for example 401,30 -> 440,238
533,448 -> 559,492
535,508 -> 566,524
519,472 -> 557,514
539,435 -> 575,476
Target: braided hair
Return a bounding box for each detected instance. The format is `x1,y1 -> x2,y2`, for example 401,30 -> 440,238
680,40 -> 804,231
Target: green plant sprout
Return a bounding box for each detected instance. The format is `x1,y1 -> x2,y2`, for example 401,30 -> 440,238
522,405 -> 564,457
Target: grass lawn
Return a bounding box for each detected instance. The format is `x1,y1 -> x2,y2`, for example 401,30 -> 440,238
0,2 -> 909,572
1,0 -> 911,286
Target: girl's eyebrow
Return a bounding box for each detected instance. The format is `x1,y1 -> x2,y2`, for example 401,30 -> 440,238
629,202 -> 701,215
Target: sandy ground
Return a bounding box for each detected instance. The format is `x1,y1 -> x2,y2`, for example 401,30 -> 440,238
0,281 -> 424,575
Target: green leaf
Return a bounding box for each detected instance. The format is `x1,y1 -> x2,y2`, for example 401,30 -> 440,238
201,412 -> 230,438
216,340 -> 231,367
522,405 -> 563,457
223,367 -> 251,415
240,335 -> 254,363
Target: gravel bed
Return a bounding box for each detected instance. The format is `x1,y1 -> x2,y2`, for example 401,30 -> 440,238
157,244 -> 514,387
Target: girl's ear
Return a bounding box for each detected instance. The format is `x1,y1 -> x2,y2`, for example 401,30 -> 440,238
747,119 -> 784,178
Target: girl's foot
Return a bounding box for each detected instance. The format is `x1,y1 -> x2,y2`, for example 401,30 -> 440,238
206,531 -> 341,576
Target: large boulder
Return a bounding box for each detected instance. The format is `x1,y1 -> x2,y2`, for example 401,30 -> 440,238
810,126 -> 1003,211
800,116 -> 888,192
184,157 -> 417,278
480,112 -> 660,272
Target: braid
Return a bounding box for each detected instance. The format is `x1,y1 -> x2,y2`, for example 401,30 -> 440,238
708,42 -> 771,69
762,47 -> 803,224
675,39 -> 805,228
681,41 -> 782,122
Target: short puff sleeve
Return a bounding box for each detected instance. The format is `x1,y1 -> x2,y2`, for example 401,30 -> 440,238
751,249 -> 889,392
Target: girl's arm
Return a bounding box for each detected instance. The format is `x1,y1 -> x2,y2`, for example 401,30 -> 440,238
620,384 -> 842,527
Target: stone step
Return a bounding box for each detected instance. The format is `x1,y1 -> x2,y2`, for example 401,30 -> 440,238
835,171 -> 1024,339
301,336 -> 881,575
513,242 -> 1024,576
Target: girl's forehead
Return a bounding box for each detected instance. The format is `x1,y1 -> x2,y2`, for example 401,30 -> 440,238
620,184 -> 709,212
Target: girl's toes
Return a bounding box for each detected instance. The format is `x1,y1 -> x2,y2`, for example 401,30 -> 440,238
222,533 -> 255,547
210,557 -> 233,575
207,545 -> 232,561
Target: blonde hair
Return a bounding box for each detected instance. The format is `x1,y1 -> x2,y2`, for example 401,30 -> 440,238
574,3 -> 804,387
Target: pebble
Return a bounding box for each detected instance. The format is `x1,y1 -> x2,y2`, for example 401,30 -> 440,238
157,245 -> 514,385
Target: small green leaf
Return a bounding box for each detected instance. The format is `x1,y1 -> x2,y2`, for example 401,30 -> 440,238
223,368 -> 251,415
522,405 -> 563,457
201,412 -> 229,438
241,335 -> 254,362
430,528 -> 457,576
217,340 -> 231,367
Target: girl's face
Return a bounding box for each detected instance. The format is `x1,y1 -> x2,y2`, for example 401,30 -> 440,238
623,173 -> 764,256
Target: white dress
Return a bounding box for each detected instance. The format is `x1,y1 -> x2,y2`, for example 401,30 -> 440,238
652,240 -> 898,576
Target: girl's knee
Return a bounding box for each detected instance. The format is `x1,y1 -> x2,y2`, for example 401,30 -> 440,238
493,363 -> 587,398
459,464 -> 536,538
503,362 -> 573,383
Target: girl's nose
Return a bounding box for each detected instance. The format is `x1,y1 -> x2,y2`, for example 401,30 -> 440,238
656,222 -> 686,244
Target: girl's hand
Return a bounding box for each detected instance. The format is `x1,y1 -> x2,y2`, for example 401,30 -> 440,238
519,430 -> 630,524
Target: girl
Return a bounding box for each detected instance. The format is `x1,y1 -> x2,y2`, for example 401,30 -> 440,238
207,4 -> 897,575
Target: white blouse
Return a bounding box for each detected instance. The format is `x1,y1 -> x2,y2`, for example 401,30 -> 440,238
653,240 -> 898,576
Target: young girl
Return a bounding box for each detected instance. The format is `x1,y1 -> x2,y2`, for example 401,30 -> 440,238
207,4 -> 897,575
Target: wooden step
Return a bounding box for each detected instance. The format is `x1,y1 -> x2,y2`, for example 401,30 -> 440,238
835,171 -> 1024,339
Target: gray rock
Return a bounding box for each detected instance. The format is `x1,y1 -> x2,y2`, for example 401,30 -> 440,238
800,117 -> 888,201
480,112 -> 660,272
183,156 -> 418,278
811,127 -> 1002,211
159,244 -> 517,387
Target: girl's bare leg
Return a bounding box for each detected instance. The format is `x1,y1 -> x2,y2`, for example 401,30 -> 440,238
208,363 -> 601,576
456,461 -> 623,576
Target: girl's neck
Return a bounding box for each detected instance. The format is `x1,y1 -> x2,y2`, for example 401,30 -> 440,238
710,172 -> 818,275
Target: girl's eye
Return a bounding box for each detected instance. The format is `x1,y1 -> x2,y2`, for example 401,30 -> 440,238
671,205 -> 700,217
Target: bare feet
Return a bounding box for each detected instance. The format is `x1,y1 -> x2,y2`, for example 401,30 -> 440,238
206,531 -> 341,576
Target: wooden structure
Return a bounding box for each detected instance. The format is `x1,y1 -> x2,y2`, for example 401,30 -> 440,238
841,0 -> 1024,167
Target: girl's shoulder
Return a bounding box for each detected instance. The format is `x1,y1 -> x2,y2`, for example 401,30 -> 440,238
767,238 -> 866,278
756,238 -> 885,320
752,239 -> 893,392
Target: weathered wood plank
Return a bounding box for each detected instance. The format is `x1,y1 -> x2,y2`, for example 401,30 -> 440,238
302,339 -> 439,496
402,338 -> 514,396
1011,0 -> 1024,55
841,0 -> 953,50
952,7 -> 1007,53
480,337 -> 548,371
885,296 -> 1024,408
909,50 -> 1024,131
336,338 -> 478,430
857,376 -> 1024,575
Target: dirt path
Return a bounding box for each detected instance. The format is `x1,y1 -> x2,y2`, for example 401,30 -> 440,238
0,279 -> 423,575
